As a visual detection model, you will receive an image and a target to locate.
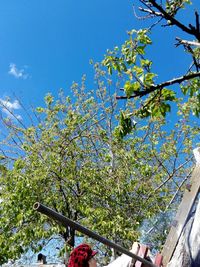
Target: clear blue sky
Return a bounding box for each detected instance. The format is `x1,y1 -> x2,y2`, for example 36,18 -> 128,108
0,0 -> 198,116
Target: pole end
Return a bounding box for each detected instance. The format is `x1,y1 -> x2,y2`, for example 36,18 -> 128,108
33,202 -> 40,210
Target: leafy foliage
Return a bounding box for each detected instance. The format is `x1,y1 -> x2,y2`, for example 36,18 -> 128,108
0,68 -> 199,264
102,1 -> 200,118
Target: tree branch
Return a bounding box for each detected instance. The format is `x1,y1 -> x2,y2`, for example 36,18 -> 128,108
144,0 -> 200,41
175,37 -> 200,47
116,72 -> 200,100
138,7 -> 162,17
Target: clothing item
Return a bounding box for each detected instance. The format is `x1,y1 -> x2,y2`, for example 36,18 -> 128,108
104,254 -> 132,267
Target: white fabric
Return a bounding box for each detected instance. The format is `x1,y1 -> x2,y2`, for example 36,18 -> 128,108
167,199 -> 200,266
104,254 -> 132,267
193,147 -> 200,163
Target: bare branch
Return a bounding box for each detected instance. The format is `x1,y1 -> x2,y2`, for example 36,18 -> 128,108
138,6 -> 162,17
139,7 -> 163,17
175,37 -> 200,47
179,41 -> 200,72
143,0 -> 200,41
195,10 -> 200,33
164,170 -> 192,212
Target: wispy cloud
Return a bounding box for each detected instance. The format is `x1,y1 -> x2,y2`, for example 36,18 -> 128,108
8,63 -> 29,79
0,98 -> 22,120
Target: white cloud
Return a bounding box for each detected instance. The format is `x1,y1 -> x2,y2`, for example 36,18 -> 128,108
8,63 -> 29,79
0,99 -> 20,110
0,98 -> 22,120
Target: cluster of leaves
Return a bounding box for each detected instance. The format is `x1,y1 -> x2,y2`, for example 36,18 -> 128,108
102,29 -> 152,75
102,29 -> 178,118
181,78 -> 200,117
166,0 -> 192,16
113,111 -> 136,139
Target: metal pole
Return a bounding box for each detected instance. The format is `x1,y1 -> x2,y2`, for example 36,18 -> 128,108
33,202 -> 157,267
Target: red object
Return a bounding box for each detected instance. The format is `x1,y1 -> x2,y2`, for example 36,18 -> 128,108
134,245 -> 163,267
68,244 -> 97,267
135,245 -> 148,267
154,253 -> 163,267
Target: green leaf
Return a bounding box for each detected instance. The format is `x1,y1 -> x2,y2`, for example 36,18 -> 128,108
133,66 -> 144,76
124,81 -> 140,98
140,59 -> 152,67
144,73 -> 157,86
136,45 -> 145,55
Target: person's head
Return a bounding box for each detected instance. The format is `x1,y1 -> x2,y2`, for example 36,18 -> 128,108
68,243 -> 97,267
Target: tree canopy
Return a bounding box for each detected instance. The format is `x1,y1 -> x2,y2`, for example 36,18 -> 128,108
0,0 -> 200,265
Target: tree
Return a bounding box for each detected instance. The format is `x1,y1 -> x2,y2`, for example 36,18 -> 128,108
0,65 -> 199,265
102,0 -> 200,119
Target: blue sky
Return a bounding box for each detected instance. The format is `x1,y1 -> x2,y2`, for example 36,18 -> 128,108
0,0 -> 198,119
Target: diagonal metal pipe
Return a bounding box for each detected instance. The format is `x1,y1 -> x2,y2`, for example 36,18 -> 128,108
33,202 -> 157,267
